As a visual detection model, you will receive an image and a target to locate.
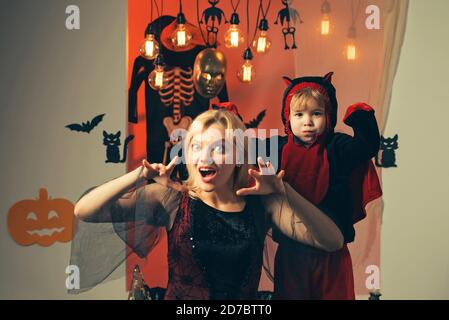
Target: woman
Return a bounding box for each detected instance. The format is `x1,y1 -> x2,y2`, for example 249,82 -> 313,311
72,109 -> 343,299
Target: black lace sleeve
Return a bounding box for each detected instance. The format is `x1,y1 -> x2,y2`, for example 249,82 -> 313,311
68,170 -> 181,294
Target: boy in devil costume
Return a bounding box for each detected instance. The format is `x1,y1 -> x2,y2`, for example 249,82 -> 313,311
273,72 -> 383,299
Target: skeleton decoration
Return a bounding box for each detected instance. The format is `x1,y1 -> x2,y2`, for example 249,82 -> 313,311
274,0 -> 303,49
128,16 -> 229,166
199,0 -> 228,46
159,66 -> 195,165
193,48 -> 227,99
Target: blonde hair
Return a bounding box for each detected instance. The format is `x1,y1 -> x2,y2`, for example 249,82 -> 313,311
183,109 -> 250,198
290,87 -> 327,112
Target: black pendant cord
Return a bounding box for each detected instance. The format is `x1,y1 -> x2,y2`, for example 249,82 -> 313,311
152,0 -> 161,19
247,0 -> 262,48
350,0 -> 362,28
231,0 -> 242,14
196,0 -> 214,47
259,0 -> 272,19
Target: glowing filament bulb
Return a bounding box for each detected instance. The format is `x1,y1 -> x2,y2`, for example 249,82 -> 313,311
321,15 -> 330,35
243,64 -> 252,81
347,45 -> 356,60
139,33 -> 159,60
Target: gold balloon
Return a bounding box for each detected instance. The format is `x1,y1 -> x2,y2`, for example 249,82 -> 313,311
193,48 -> 227,99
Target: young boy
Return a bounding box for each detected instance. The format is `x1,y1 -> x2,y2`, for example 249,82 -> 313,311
272,72 -> 383,299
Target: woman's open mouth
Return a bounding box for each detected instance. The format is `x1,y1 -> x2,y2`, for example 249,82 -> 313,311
198,166 -> 218,183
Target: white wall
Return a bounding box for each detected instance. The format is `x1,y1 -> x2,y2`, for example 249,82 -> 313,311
381,0 -> 449,299
0,0 -> 127,299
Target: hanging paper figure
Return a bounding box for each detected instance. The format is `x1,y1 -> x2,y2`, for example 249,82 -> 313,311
65,114 -> 105,134
375,134 -> 398,168
128,16 -> 229,167
274,0 -> 304,49
200,0 -> 228,46
103,130 -> 134,164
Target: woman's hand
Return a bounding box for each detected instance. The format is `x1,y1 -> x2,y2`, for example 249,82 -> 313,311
142,157 -> 187,192
236,157 -> 286,196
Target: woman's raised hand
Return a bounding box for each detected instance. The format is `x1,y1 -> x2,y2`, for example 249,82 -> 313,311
236,157 -> 286,196
142,156 -> 187,192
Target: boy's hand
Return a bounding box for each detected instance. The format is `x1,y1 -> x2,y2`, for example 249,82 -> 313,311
142,157 -> 187,192
236,157 -> 286,196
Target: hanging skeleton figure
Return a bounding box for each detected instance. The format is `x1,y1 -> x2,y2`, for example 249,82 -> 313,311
274,0 -> 304,49
159,66 -> 195,166
128,16 -> 229,173
199,0 -> 228,46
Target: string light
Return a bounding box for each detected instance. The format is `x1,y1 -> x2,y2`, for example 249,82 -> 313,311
148,54 -> 167,90
171,0 -> 192,48
139,1 -> 160,60
237,48 -> 256,84
320,0 -> 331,35
252,18 -> 271,54
139,27 -> 159,59
224,13 -> 245,48
346,0 -> 361,61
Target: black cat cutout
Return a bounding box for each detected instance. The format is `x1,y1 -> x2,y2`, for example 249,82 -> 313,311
375,134 -> 398,168
103,130 -> 134,163
65,114 -> 105,133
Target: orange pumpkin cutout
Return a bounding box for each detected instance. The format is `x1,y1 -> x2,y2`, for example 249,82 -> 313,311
7,188 -> 77,246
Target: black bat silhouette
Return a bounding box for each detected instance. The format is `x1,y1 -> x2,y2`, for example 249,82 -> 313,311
65,113 -> 106,133
245,109 -> 267,129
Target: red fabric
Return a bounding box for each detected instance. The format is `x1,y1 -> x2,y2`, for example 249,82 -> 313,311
350,161 -> 383,223
210,102 -> 241,118
343,102 -> 375,123
274,244 -> 355,300
281,134 -> 329,205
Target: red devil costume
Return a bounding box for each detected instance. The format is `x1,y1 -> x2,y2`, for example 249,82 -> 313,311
273,72 -> 383,299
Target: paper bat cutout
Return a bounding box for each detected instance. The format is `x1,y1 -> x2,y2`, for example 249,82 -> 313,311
65,114 -> 106,133
245,109 -> 267,129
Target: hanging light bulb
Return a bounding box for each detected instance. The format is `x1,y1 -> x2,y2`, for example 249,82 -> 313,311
139,25 -> 159,60
237,48 -> 256,84
320,0 -> 331,35
171,1 -> 192,48
251,18 -> 272,54
224,13 -> 245,48
346,26 -> 357,61
148,54 -> 167,90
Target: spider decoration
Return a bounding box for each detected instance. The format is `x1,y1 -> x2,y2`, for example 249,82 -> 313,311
274,0 -> 303,49
199,0 -> 228,46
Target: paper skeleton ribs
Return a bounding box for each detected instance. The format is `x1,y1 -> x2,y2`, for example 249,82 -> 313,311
159,66 -> 194,165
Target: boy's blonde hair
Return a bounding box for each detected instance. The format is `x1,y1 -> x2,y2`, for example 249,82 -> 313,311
290,87 -> 327,112
183,109 -> 250,198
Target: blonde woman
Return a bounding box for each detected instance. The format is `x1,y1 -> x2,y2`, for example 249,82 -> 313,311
72,109 -> 343,300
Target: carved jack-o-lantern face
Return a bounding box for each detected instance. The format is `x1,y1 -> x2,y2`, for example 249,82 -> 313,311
7,188 -> 76,247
